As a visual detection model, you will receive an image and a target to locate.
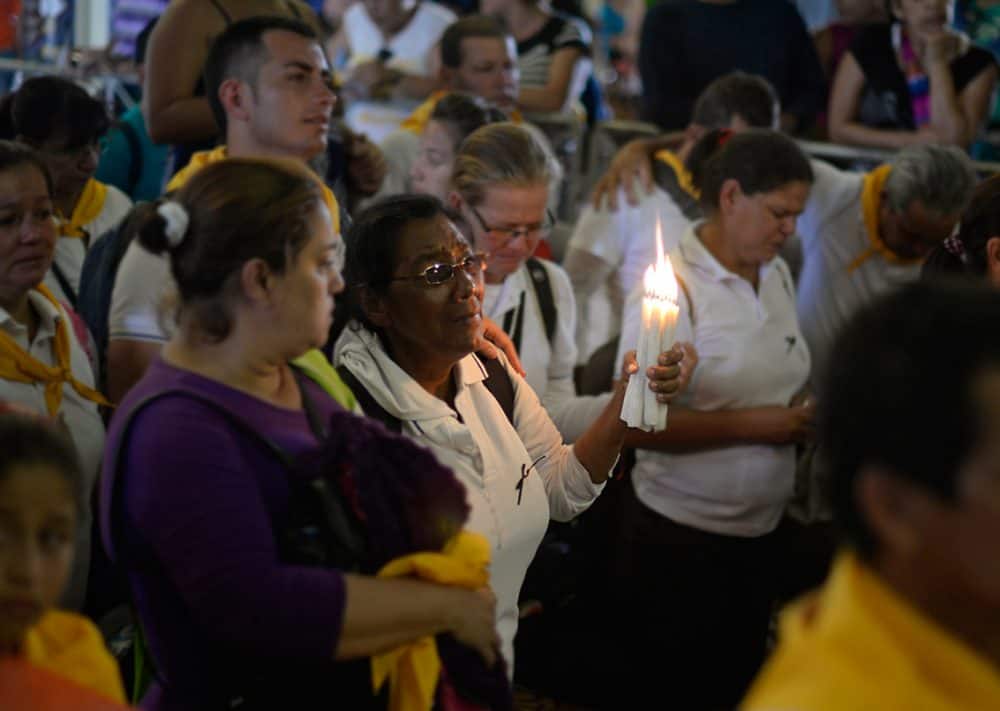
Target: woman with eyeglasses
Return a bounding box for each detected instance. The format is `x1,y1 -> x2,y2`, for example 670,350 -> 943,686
449,122 -> 624,442
334,193 -> 684,673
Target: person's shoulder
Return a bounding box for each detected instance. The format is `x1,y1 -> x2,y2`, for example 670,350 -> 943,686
955,42 -> 999,76
528,256 -> 573,293
848,22 -> 892,57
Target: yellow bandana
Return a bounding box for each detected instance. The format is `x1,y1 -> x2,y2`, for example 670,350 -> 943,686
371,531 -> 492,711
0,285 -> 112,415
400,91 -> 524,134
58,179 -> 107,239
848,164 -> 923,273
654,149 -> 700,200
166,145 -> 340,234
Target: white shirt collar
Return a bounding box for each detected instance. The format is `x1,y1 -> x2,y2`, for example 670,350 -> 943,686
0,289 -> 62,341
679,221 -> 779,288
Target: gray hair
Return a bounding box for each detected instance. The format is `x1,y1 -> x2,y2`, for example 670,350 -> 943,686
884,145 -> 977,216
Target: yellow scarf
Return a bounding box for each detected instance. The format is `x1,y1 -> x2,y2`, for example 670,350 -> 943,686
59,179 -> 107,238
400,91 -> 524,134
371,531 -> 492,711
654,149 -> 700,200
166,145 -> 341,234
23,610 -> 128,703
0,285 -> 112,415
848,164 -> 923,273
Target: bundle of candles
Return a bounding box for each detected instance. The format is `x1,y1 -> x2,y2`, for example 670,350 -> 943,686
621,221 -> 680,432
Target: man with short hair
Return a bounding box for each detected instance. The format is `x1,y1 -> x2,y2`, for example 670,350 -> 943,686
742,280 -> 1000,710
373,14 -> 520,198
564,71 -> 780,362
105,16 -> 341,402
796,144 -> 977,383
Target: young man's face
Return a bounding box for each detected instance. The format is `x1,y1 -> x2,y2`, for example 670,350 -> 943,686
244,30 -> 336,161
446,35 -> 519,109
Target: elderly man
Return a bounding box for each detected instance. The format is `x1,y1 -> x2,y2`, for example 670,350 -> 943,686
796,145 -> 977,383
742,280 -> 1000,709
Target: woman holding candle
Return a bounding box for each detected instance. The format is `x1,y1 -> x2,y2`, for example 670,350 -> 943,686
333,193 -> 684,673
613,129 -> 821,710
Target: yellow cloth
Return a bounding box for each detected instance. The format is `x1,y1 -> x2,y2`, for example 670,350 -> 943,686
166,145 -> 340,234
741,551 -> 1000,711
848,164 -> 923,273
294,347 -> 358,411
371,531 -> 492,711
23,610 -> 128,703
400,91 -> 524,134
0,284 -> 112,415
653,149 -> 700,200
59,179 -> 108,238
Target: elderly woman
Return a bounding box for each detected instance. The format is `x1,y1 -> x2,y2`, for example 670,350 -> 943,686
334,193 -> 683,672
613,130 -> 820,709
828,0 -> 998,148
0,141 -> 108,611
100,159 -> 499,710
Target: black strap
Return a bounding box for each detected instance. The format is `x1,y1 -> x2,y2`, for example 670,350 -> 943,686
207,0 -> 233,23
477,354 -> 515,425
525,257 -> 556,345
285,0 -> 303,18
118,121 -> 143,194
50,261 -> 78,308
335,364 -> 402,433
501,290 -> 527,354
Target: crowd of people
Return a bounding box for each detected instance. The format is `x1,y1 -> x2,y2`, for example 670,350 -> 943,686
3,1 -> 1000,710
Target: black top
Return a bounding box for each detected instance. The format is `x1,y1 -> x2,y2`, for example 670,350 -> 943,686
848,23 -> 997,130
637,0 -> 826,131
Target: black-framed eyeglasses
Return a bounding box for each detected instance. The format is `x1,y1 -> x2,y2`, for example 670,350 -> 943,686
467,205 -> 555,249
389,252 -> 488,287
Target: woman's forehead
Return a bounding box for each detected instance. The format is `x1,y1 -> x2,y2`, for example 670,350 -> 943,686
396,215 -> 470,261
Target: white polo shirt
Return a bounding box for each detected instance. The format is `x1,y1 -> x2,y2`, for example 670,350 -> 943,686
482,259 -> 611,443
44,184 -> 133,305
108,239 -> 173,344
565,184 -> 693,364
334,325 -> 604,672
0,290 -> 106,608
796,160 -> 922,386
618,223 -> 811,537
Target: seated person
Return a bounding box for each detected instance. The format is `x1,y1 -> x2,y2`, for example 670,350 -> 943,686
0,142 -> 109,610
828,0 -> 998,149
339,0 -> 456,144
482,0 -> 591,113
0,413 -> 126,704
95,18 -> 169,202
333,193 -> 684,672
566,71 -> 779,362
375,14 -> 520,198
637,0 -> 826,133
0,77 -> 133,307
742,280 -> 1000,710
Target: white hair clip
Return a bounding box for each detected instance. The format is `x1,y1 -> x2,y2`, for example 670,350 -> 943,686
157,201 -> 190,248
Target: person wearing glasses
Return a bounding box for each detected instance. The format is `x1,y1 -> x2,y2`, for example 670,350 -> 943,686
333,193 -> 684,674
449,122 -> 606,441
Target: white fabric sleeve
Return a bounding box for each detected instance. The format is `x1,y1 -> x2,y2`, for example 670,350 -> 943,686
108,240 -> 174,343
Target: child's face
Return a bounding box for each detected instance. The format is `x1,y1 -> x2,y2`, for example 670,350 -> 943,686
0,465 -> 76,652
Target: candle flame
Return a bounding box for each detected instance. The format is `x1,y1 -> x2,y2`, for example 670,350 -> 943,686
644,217 -> 678,304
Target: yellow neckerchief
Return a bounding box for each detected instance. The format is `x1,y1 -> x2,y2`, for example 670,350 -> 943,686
0,285 -> 112,415
23,610 -> 128,703
400,90 -> 524,134
371,531 -> 491,711
653,149 -> 700,200
166,145 -> 340,234
58,179 -> 107,238
848,164 -> 923,273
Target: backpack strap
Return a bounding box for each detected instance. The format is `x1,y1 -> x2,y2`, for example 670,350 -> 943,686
118,121 -> 143,195
50,260 -> 77,309
525,258 -> 556,345
476,354 -> 515,426
335,364 -> 402,433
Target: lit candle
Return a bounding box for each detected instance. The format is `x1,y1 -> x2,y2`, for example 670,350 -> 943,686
622,218 -> 680,431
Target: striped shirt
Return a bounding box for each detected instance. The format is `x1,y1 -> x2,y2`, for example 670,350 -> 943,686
516,14 -> 591,88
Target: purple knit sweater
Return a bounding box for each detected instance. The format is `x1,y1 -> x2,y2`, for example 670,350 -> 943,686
100,358 -> 347,710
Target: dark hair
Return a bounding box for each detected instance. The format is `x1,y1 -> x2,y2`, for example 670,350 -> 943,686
685,128 -> 732,194
136,157 -> 324,341
695,129 -> 813,211
343,194 -> 450,335
0,139 -> 54,195
135,17 -> 158,65
430,92 -> 506,149
923,175 -> 1000,281
0,76 -> 110,149
691,72 -> 779,130
821,280 -> 1000,558
440,14 -> 509,69
0,412 -> 83,515
203,16 -> 318,134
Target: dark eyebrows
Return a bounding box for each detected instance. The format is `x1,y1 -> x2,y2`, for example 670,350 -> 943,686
283,60 -> 331,79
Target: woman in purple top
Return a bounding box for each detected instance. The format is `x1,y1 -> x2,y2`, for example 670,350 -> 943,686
98,158 -> 499,710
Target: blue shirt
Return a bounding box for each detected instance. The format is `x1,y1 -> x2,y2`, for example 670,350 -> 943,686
96,105 -> 169,202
